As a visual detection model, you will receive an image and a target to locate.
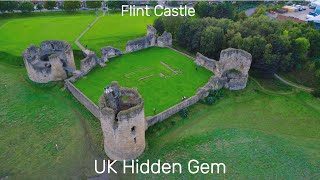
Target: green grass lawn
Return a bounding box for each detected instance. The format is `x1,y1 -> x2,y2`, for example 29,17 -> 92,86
139,80 -> 320,178
0,11 -> 97,66
0,63 -> 105,179
79,12 -> 157,54
74,47 -> 212,116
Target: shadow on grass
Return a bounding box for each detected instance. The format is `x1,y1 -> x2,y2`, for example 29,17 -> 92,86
73,49 -> 86,69
0,51 -> 23,67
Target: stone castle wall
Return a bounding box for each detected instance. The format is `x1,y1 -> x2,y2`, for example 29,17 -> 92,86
218,48 -> 252,90
126,25 -> 172,53
157,31 -> 172,47
65,80 -> 101,119
146,78 -> 217,127
195,52 -> 218,73
101,46 -> 122,62
195,48 -> 252,90
80,51 -> 99,75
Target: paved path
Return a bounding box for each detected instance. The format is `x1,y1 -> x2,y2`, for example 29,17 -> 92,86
75,10 -> 106,55
274,74 -> 314,92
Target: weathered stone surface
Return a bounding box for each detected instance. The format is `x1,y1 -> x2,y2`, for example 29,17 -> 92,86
23,40 -> 75,83
147,24 -> 156,36
126,25 -> 157,52
218,48 -> 252,77
99,82 -> 145,160
195,52 -> 218,72
195,48 -> 252,90
101,46 -> 122,62
157,31 -> 172,47
80,51 -> 99,74
218,48 -> 252,90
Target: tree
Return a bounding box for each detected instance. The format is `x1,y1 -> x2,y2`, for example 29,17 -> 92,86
19,2 -> 34,13
63,1 -> 81,11
149,1 -> 157,7
194,1 -> 210,18
292,37 -> 310,68
0,1 -> 19,12
237,11 -> 247,21
44,1 -> 56,10
37,4 -> 44,12
306,29 -> 320,57
200,26 -> 224,59
87,0 -> 102,10
154,18 -> 165,35
107,1 -> 126,10
311,89 -> 320,98
212,2 -> 235,19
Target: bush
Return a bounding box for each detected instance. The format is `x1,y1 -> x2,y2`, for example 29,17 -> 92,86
206,96 -> 215,105
205,89 -> 224,105
312,89 -> 320,98
209,89 -> 224,99
179,108 -> 189,118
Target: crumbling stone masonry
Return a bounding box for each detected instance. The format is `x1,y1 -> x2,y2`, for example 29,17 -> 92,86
99,82 -> 145,160
23,40 -> 76,83
126,25 -> 157,52
100,46 -> 122,62
80,51 -> 100,74
125,25 -> 173,53
157,31 -> 172,47
195,53 -> 217,73
218,48 -> 252,90
196,48 -> 252,90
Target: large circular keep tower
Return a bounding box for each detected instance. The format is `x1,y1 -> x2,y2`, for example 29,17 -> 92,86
99,82 -> 145,160
22,40 -> 75,83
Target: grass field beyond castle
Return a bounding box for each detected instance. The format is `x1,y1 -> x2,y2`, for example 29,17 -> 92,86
74,47 -> 212,116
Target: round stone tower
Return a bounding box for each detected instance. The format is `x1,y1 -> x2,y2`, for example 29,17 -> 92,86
22,40 -> 75,83
99,82 -> 145,160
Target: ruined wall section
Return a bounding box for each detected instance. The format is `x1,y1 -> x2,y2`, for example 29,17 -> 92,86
157,31 -> 172,47
101,46 -> 122,62
195,52 -> 218,73
195,48 -> 252,90
125,25 -> 157,53
65,80 -> 101,119
80,51 -> 99,75
218,48 -> 252,90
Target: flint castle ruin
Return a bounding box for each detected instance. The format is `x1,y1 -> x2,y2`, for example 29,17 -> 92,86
23,25 -> 252,160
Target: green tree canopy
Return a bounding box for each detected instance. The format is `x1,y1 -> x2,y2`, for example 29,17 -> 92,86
44,1 -> 56,10
63,1 -> 81,11
107,1 -> 126,10
86,0 -> 102,9
19,2 -> 34,13
0,1 -> 19,12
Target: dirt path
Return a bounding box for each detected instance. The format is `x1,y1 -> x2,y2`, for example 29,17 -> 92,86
75,10 -> 106,55
274,74 -> 314,92
250,77 -> 295,96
